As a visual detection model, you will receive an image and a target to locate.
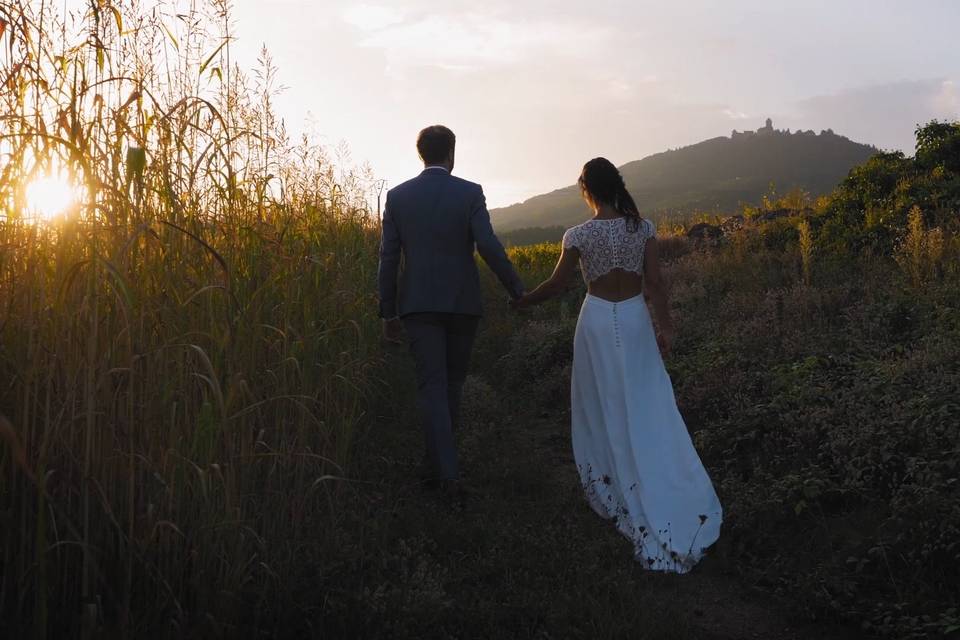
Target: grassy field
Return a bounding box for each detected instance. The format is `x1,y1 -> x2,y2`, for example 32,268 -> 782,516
0,2 -> 385,636
2,1 -> 959,638
242,229 -> 959,639
483,237 -> 960,640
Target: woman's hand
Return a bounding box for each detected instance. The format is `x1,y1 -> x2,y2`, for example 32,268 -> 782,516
656,326 -> 674,357
513,246 -> 578,311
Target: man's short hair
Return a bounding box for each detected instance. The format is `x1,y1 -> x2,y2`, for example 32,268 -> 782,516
416,125 -> 456,164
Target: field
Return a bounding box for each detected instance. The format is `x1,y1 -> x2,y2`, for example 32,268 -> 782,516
0,2 -> 383,636
2,1 -> 960,638
485,235 -> 960,640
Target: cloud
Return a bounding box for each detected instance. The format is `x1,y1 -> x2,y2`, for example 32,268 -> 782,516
786,79 -> 960,152
722,108 -> 750,120
932,80 -> 960,117
340,5 -> 612,73
342,4 -> 406,31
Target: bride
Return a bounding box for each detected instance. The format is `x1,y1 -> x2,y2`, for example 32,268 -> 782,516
511,158 -> 722,573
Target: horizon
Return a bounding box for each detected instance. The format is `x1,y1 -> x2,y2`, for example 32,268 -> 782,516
35,0 -> 960,209
230,0 -> 960,209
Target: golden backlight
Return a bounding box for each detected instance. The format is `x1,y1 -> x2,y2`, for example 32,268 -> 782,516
25,174 -> 78,220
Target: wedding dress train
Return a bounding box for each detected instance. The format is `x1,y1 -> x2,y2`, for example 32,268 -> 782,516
570,292 -> 722,573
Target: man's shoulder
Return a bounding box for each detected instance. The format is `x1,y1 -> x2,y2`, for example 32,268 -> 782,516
388,176 -> 421,198
447,174 -> 482,192
389,173 -> 482,198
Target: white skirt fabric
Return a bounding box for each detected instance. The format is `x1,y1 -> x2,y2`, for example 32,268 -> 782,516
571,293 -> 723,573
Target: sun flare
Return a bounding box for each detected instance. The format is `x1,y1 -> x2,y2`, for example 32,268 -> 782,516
25,175 -> 78,220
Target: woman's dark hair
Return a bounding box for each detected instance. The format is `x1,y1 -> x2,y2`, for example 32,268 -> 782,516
416,125 -> 456,164
578,157 -> 642,232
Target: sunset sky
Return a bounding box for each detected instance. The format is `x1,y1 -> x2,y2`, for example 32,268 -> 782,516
230,1 -> 960,209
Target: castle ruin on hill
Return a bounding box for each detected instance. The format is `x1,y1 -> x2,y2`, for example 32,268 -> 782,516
731,118 -> 835,139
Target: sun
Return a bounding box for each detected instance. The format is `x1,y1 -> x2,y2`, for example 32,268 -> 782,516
25,174 -> 79,220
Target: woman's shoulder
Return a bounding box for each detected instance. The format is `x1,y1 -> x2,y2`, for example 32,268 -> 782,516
562,221 -> 591,248
567,218 -> 605,233
640,217 -> 656,237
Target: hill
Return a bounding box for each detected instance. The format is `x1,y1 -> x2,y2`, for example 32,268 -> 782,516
492,119 -> 878,232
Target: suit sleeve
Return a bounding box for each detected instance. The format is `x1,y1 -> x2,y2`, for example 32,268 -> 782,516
469,186 -> 525,299
377,192 -> 401,318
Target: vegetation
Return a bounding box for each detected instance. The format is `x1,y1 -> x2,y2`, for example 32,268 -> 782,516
498,224 -> 567,247
492,120 -> 877,232
0,2 -> 384,636
313,141 -> 959,633
484,120 -> 960,639
1,0 -> 958,637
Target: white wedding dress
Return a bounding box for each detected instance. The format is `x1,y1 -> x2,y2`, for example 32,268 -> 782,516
562,217 -> 722,574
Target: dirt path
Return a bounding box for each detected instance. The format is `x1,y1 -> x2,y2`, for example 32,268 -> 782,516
324,364 -> 863,640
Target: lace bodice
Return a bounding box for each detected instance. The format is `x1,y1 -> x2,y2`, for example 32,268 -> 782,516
562,217 -> 656,283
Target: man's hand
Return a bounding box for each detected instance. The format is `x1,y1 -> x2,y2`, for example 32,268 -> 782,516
382,317 -> 403,345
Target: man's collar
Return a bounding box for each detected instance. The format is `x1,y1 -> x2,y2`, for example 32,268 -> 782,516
423,165 -> 450,173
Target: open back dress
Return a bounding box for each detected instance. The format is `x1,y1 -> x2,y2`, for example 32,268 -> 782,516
562,216 -> 723,573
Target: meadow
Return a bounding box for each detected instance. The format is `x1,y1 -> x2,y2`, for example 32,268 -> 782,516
2,1 -> 959,638
490,215 -> 960,639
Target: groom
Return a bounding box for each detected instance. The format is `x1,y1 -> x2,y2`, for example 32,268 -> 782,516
377,125 -> 525,490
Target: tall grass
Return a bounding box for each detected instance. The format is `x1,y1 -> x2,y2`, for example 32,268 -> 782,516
0,1 -> 383,636
895,205 -> 947,287
798,219 -> 813,285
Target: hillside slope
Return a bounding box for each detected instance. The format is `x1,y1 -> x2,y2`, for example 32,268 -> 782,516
492,120 -> 877,231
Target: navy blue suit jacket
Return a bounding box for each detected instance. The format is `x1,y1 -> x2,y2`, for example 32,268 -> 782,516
377,168 -> 524,318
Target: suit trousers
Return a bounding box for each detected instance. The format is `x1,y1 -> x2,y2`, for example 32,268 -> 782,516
402,312 -> 480,481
